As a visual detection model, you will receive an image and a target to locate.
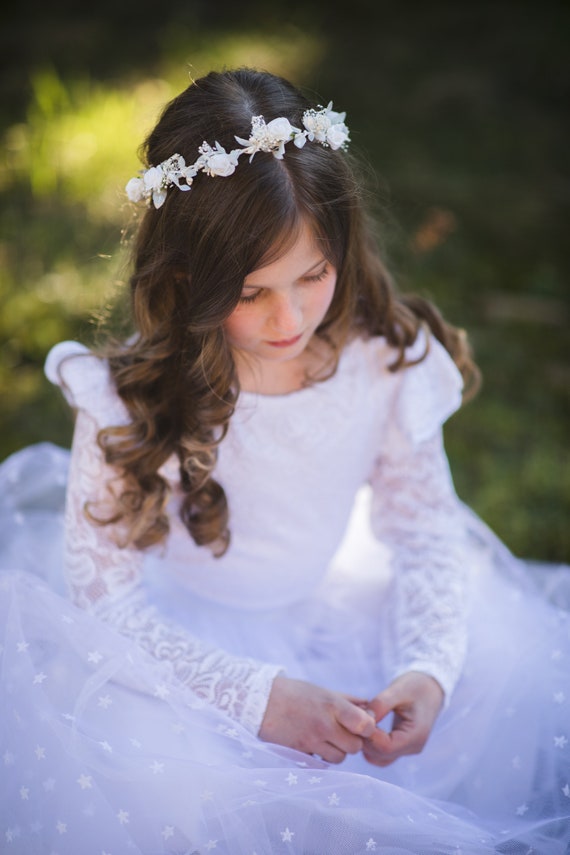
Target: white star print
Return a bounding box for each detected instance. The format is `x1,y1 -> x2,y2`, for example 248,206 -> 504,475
33,672 -> 47,684
562,783 -> 570,798
98,695 -> 113,709
150,760 -> 165,774
99,741 -> 113,753
77,774 -> 93,790
154,683 -> 170,699
117,809 -> 129,825
87,650 -> 103,664
205,840 -> 218,850
328,793 -> 340,806
62,713 -> 76,722
200,790 -> 214,801
554,735 -> 568,749
56,821 -> 67,834
129,738 -> 142,749
19,786 -> 29,800
281,828 -> 294,842
285,772 -> 298,786
35,746 -> 46,760
61,614 -> 74,624
162,826 -> 174,840
16,641 -> 29,653
308,776 -> 322,784
225,728 -> 239,738
366,840 -> 377,852
516,804 -> 529,816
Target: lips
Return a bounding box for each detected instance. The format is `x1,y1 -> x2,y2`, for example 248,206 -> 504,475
266,334 -> 303,348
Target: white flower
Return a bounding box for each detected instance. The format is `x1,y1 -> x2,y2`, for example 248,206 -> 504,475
125,177 -> 145,202
326,122 -> 350,150
198,142 -> 240,177
143,166 -> 164,192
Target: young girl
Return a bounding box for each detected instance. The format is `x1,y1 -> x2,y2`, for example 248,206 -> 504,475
0,67 -> 568,854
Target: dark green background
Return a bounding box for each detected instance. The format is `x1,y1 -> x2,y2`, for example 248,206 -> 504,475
1,1 -> 568,560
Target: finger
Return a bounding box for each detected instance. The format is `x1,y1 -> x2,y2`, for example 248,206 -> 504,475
367,691 -> 397,724
336,699 -> 377,738
319,742 -> 347,764
331,729 -> 364,756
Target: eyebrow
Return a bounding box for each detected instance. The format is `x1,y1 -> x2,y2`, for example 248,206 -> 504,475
242,256 -> 327,289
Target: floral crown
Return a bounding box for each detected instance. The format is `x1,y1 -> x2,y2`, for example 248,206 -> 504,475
125,102 -> 350,209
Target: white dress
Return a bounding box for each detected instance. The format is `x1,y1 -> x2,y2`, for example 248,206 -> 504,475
0,333 -> 568,854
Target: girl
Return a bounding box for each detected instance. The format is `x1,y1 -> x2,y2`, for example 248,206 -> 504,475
0,67 -> 568,854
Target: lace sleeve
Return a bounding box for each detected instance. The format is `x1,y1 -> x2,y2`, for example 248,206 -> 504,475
64,408 -> 282,734
369,428 -> 469,704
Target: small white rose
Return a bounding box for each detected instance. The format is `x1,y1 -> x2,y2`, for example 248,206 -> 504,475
326,123 -> 350,150
205,152 -> 237,177
265,117 -> 295,142
125,177 -> 145,202
143,166 -> 164,192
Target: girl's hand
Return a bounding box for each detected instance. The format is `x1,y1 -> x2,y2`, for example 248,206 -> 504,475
259,675 -> 377,763
362,672 -> 444,767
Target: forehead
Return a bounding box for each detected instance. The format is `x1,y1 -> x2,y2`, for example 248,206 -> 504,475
244,223 -> 324,286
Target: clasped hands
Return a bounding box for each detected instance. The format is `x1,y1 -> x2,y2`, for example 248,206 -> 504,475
259,672 -> 444,766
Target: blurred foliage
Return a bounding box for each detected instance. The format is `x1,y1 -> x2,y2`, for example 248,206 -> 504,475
1,1 -> 568,561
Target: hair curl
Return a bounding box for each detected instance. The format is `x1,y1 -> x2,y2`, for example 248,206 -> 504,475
93,67 -> 480,555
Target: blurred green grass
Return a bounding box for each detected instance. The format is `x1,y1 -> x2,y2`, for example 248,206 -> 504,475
1,2 -> 568,561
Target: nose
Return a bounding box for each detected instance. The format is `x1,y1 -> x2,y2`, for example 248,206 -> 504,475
271,292 -> 303,335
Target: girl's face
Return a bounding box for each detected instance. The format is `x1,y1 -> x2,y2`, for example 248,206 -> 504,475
224,223 -> 337,390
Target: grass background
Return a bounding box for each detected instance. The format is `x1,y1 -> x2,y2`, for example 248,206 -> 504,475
1,0 -> 568,561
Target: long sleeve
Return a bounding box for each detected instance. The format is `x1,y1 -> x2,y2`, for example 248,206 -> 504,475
368,334 -> 469,704
370,428 -> 469,703
50,344 -> 282,735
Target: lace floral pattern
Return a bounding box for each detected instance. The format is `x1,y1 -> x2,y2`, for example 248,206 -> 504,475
370,428 -> 469,701
64,410 -> 282,733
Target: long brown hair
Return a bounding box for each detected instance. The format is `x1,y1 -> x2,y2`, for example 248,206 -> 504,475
93,67 -> 479,555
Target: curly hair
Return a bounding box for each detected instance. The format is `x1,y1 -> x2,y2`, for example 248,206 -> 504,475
93,67 -> 480,556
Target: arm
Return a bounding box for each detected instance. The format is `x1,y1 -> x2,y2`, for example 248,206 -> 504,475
365,428 -> 469,764
64,408 -> 282,735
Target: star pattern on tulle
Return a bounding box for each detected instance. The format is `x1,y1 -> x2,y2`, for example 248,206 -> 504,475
562,783 -> 570,798
16,641 -> 29,653
286,772 -> 298,785
19,786 -> 29,800
280,828 -> 294,842
366,840 -> 377,852
87,650 -> 103,664
328,793 -> 340,806
56,820 -> 67,834
154,683 -> 170,699
99,740 -> 113,753
33,672 -> 47,685
34,746 -> 46,760
77,774 -> 93,789
117,809 -> 129,825
205,840 -> 218,850
308,776 -> 322,784
98,694 -> 112,708
150,760 -> 164,774
200,789 -> 214,801
554,735 -> 568,749
162,826 -> 174,840
515,803 -> 529,816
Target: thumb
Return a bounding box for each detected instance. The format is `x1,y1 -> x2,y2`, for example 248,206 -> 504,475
367,688 -> 397,725
336,698 -> 377,738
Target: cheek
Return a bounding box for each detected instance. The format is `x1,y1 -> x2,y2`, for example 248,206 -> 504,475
223,309 -> 255,346
313,276 -> 337,316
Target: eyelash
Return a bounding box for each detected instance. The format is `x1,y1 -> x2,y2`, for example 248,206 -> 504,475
239,265 -> 329,304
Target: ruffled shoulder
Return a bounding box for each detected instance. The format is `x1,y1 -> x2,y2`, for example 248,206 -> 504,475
391,330 -> 464,445
44,340 -> 129,427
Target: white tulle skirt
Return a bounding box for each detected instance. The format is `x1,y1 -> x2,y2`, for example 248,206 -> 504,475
1,443 -> 569,854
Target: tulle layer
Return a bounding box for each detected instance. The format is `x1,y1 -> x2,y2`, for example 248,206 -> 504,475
1,444 -> 569,854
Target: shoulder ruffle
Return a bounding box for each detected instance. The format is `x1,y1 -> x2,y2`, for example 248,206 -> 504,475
392,331 -> 464,445
44,340 -> 129,426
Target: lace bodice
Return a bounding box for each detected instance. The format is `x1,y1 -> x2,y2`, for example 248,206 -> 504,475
45,332 -> 468,733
